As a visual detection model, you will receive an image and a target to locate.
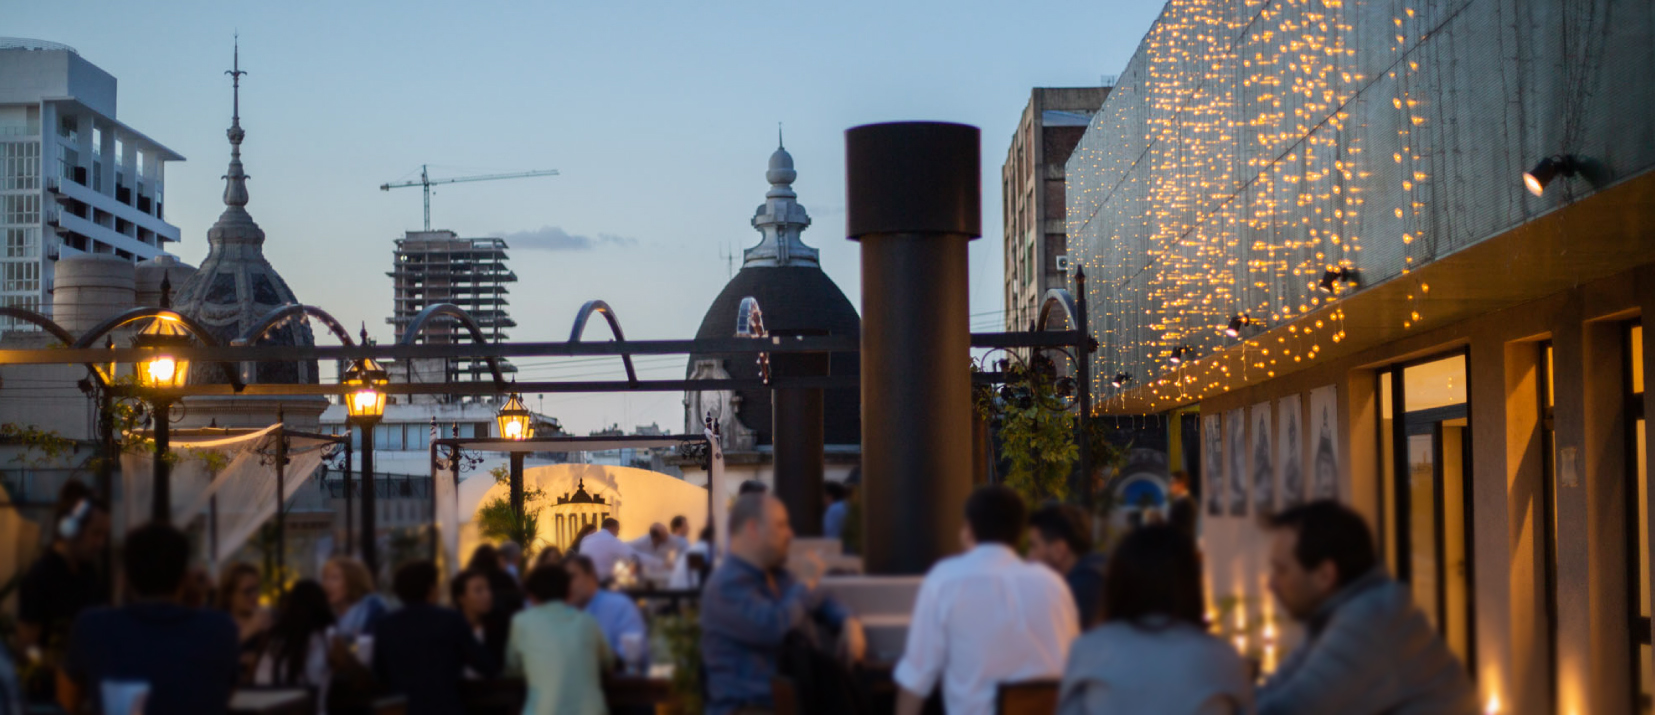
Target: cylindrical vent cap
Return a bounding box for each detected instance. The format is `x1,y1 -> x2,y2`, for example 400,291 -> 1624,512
845,122 -> 981,240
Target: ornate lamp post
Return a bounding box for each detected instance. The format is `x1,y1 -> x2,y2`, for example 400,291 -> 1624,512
133,312 -> 191,524
342,352 -> 388,574
496,392 -> 534,543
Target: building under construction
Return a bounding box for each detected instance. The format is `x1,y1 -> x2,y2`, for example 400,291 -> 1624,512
387,229 -> 518,385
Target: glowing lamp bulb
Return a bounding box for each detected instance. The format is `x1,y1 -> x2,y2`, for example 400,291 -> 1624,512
145,356 -> 177,384
351,390 -> 378,412
504,420 -> 523,439
1485,696 -> 1501,714
1523,172 -> 1544,196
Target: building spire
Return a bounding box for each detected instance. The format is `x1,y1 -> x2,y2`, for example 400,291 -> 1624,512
746,137 -> 817,267
222,34 -> 249,209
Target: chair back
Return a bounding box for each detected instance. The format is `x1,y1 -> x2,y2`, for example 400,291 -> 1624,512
771,675 -> 801,715
995,679 -> 1061,715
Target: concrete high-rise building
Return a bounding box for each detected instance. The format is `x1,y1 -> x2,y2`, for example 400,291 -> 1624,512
1001,87 -> 1107,333
387,230 -> 518,383
0,39 -> 184,330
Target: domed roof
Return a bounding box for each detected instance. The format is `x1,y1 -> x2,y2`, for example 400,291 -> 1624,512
690,265 -> 861,446
172,44 -> 317,385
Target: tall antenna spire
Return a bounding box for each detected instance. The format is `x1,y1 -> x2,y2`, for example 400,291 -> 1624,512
222,34 -> 250,209
777,122 -> 784,150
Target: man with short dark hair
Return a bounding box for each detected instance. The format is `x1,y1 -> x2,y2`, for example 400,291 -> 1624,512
669,515 -> 692,553
565,555 -> 646,658
894,485 -> 1078,715
506,566 -> 612,715
374,560 -> 497,715
1260,500 -> 1476,715
738,479 -> 769,495
1026,502 -> 1106,628
701,494 -> 865,715
63,522 -> 238,715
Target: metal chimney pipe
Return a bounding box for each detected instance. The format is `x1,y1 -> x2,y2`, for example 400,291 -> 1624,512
771,329 -> 829,536
846,122 -> 980,575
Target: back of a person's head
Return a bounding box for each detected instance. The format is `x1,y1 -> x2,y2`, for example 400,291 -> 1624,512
738,479 -> 769,495
523,565 -> 571,603
499,541 -> 523,561
566,554 -> 597,580
277,579 -> 334,632
1103,524 -> 1205,628
393,560 -> 439,605
670,515 -> 688,531
468,543 -> 501,574
124,522 -> 189,599
965,485 -> 1026,546
824,481 -> 848,502
601,517 -> 620,531
1269,500 -> 1377,587
728,493 -> 770,535
1028,502 -> 1092,555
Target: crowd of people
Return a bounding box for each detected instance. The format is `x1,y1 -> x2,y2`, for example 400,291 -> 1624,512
0,474 -> 1481,715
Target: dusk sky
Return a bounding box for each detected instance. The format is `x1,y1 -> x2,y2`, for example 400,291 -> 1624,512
11,0 -> 1166,435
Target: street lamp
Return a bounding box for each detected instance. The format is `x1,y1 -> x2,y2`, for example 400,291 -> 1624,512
133,313 -> 191,524
496,392 -> 533,545
342,353 -> 388,575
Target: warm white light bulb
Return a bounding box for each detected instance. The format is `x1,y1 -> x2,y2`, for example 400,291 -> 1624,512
146,356 -> 176,384
351,390 -> 378,412
505,421 -> 523,439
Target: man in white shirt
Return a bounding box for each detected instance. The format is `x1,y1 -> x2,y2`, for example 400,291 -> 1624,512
576,518 -> 636,583
668,515 -> 692,554
894,485 -> 1079,715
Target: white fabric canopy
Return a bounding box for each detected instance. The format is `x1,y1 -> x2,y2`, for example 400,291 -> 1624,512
120,424 -> 333,567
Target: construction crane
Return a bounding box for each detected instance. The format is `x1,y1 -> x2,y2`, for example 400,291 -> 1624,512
380,165 -> 560,231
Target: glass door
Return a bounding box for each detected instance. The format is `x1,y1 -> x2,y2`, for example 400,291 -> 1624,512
1385,351 -> 1475,671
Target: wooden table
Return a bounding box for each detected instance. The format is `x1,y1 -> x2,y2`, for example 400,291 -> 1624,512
229,688 -> 313,715
461,675 -> 675,710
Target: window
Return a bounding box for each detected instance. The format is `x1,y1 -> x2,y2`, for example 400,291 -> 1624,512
3,261 -> 39,292
0,142 -> 40,190
1625,321 -> 1649,712
1379,351 -> 1475,672
4,229 -> 36,258
2,194 -> 39,225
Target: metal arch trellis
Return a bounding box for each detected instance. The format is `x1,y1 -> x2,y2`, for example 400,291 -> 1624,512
399,302 -> 509,390
568,300 -> 639,385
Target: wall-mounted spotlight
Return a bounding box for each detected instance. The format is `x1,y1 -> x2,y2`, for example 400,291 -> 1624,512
1523,155 -> 1578,197
1225,313 -> 1259,338
1317,267 -> 1360,294
1111,372 -> 1133,388
1169,346 -> 1190,365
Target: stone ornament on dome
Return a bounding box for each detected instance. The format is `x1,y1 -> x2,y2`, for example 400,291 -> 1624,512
744,127 -> 818,267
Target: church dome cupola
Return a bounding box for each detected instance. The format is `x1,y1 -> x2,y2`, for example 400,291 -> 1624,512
172,39 -> 317,385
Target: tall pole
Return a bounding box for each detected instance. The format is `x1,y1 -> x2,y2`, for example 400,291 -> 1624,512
151,400 -> 171,524
1074,268 -> 1093,510
509,451 -> 526,544
359,419 -> 378,576
274,411 -> 287,581
772,329 -> 828,536
846,122 -> 979,575
97,388 -> 116,599
343,437 -> 354,557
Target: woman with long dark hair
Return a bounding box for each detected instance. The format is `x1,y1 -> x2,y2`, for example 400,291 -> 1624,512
255,580 -> 336,713
1057,525 -> 1254,714
216,563 -> 271,682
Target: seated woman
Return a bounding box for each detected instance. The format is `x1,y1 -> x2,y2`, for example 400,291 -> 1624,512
216,562 -> 271,682
322,556 -> 385,640
254,580 -> 336,714
1058,525 -> 1255,715
450,568 -> 509,671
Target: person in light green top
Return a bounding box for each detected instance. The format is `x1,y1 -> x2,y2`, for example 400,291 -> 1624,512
506,564 -> 615,715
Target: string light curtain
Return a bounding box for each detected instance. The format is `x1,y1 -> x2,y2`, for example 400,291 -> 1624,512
1066,0 -> 1650,410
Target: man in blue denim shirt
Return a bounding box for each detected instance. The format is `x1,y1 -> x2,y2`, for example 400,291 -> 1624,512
700,494 -> 865,715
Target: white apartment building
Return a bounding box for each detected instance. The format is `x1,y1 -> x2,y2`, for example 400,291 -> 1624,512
0,39 -> 183,328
